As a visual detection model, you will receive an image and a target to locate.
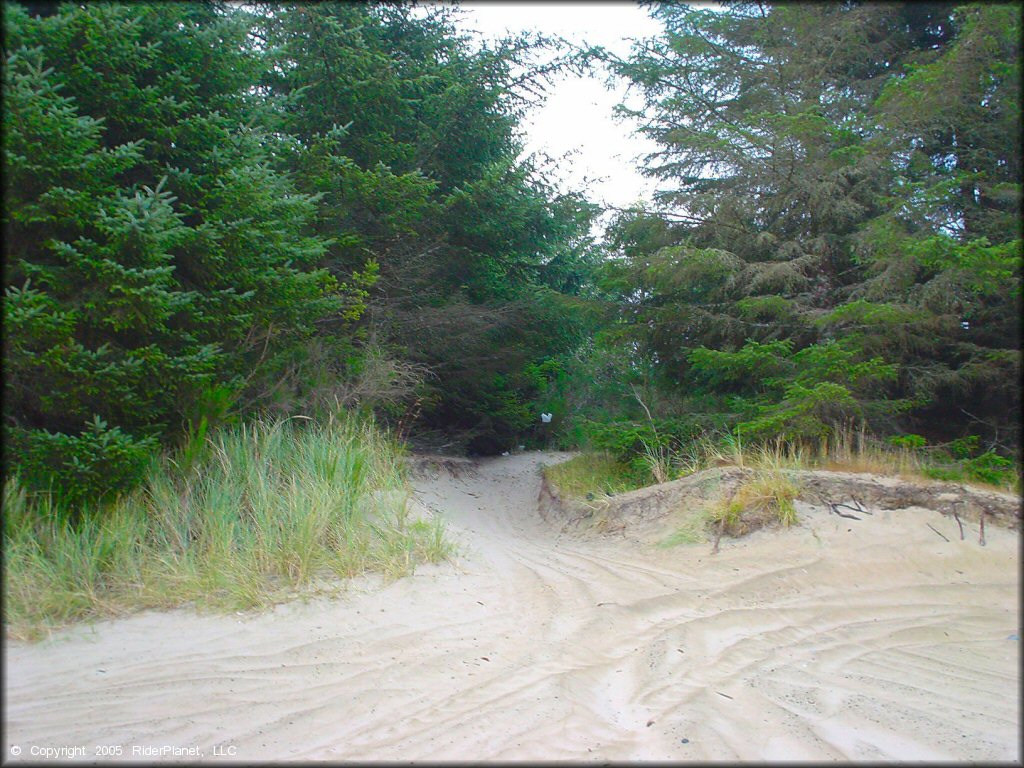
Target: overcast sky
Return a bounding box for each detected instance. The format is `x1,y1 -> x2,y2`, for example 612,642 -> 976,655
448,2 -> 667,216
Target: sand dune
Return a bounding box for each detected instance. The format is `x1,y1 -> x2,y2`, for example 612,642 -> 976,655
4,452 -> 1020,762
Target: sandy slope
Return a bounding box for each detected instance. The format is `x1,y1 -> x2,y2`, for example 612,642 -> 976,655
4,452 -> 1020,763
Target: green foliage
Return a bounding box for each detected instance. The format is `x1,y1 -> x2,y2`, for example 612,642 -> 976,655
962,451 -> 1016,487
581,421 -> 663,460
909,236 -> 1022,295
735,295 -> 798,323
2,1 -> 603,475
4,415 -> 453,639
574,416 -> 713,483
8,417 -> 158,507
919,466 -> 961,482
947,435 -> 980,460
2,2 -> 362,499
542,453 -> 646,499
817,300 -> 927,329
599,0 -> 1020,453
256,3 -> 601,451
917,435 -> 1019,490
737,382 -> 860,443
887,434 -> 927,449
920,455 -> 1018,490
686,339 -> 905,442
688,341 -> 794,392
461,375 -> 534,455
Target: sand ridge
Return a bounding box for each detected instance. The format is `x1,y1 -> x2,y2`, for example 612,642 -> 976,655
4,451 -> 1020,762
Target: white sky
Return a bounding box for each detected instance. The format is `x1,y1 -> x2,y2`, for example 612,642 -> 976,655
447,2 -> 667,216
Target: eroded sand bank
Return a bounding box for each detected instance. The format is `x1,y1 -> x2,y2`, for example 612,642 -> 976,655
4,452 -> 1020,762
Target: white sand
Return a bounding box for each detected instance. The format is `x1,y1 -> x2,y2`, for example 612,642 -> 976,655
4,452 -> 1020,762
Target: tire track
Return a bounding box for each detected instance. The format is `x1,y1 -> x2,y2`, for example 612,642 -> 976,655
4,451 -> 1019,762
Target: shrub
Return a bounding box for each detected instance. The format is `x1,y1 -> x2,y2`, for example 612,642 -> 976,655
6,417 -> 158,507
710,470 -> 800,538
542,452 -> 645,498
578,416 -> 707,480
887,433 -> 927,449
963,450 -> 1016,487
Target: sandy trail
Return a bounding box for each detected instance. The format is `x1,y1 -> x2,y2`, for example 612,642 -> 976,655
4,452 -> 1020,762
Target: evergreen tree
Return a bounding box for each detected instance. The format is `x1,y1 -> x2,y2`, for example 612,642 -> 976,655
3,2 -> 345,501
857,3 -> 1021,448
605,1 -> 1020,449
259,2 -> 600,451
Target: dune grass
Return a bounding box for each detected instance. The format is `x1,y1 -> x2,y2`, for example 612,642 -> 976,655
557,426 -> 1016,499
708,469 -> 800,537
4,415 -> 452,641
541,451 -> 646,500
694,430 -> 1018,493
702,431 -> 927,479
547,426 -> 1016,548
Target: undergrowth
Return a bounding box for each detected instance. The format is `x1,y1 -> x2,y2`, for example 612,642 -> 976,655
547,425 -> 1017,548
709,470 -> 800,537
553,426 -> 1018,500
541,451 -> 647,499
4,415 -> 453,641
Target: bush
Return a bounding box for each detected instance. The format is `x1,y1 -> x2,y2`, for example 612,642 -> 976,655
581,418 -> 703,460
887,433 -> 927,449
710,470 -> 800,538
918,436 -> 1019,491
963,450 -> 1016,487
6,417 -> 158,507
542,452 -> 647,499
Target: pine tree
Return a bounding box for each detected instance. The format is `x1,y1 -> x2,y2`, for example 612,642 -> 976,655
259,2 -> 599,451
3,3 -> 343,501
605,1 -> 1020,448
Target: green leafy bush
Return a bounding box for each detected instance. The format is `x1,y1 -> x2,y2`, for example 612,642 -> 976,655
686,339 -> 908,444
948,435 -> 981,460
572,416 -> 714,483
887,434 -> 927,449
7,417 -> 158,507
542,452 -> 643,499
963,450 -> 1016,487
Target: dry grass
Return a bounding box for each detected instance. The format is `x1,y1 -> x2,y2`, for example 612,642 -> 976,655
683,428 -> 1013,490
709,469 -> 800,538
553,425 -> 1016,553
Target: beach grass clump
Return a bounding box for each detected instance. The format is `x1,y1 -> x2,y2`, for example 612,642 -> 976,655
709,469 -> 800,537
3,482 -> 158,629
4,415 -> 453,641
542,452 -> 645,499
